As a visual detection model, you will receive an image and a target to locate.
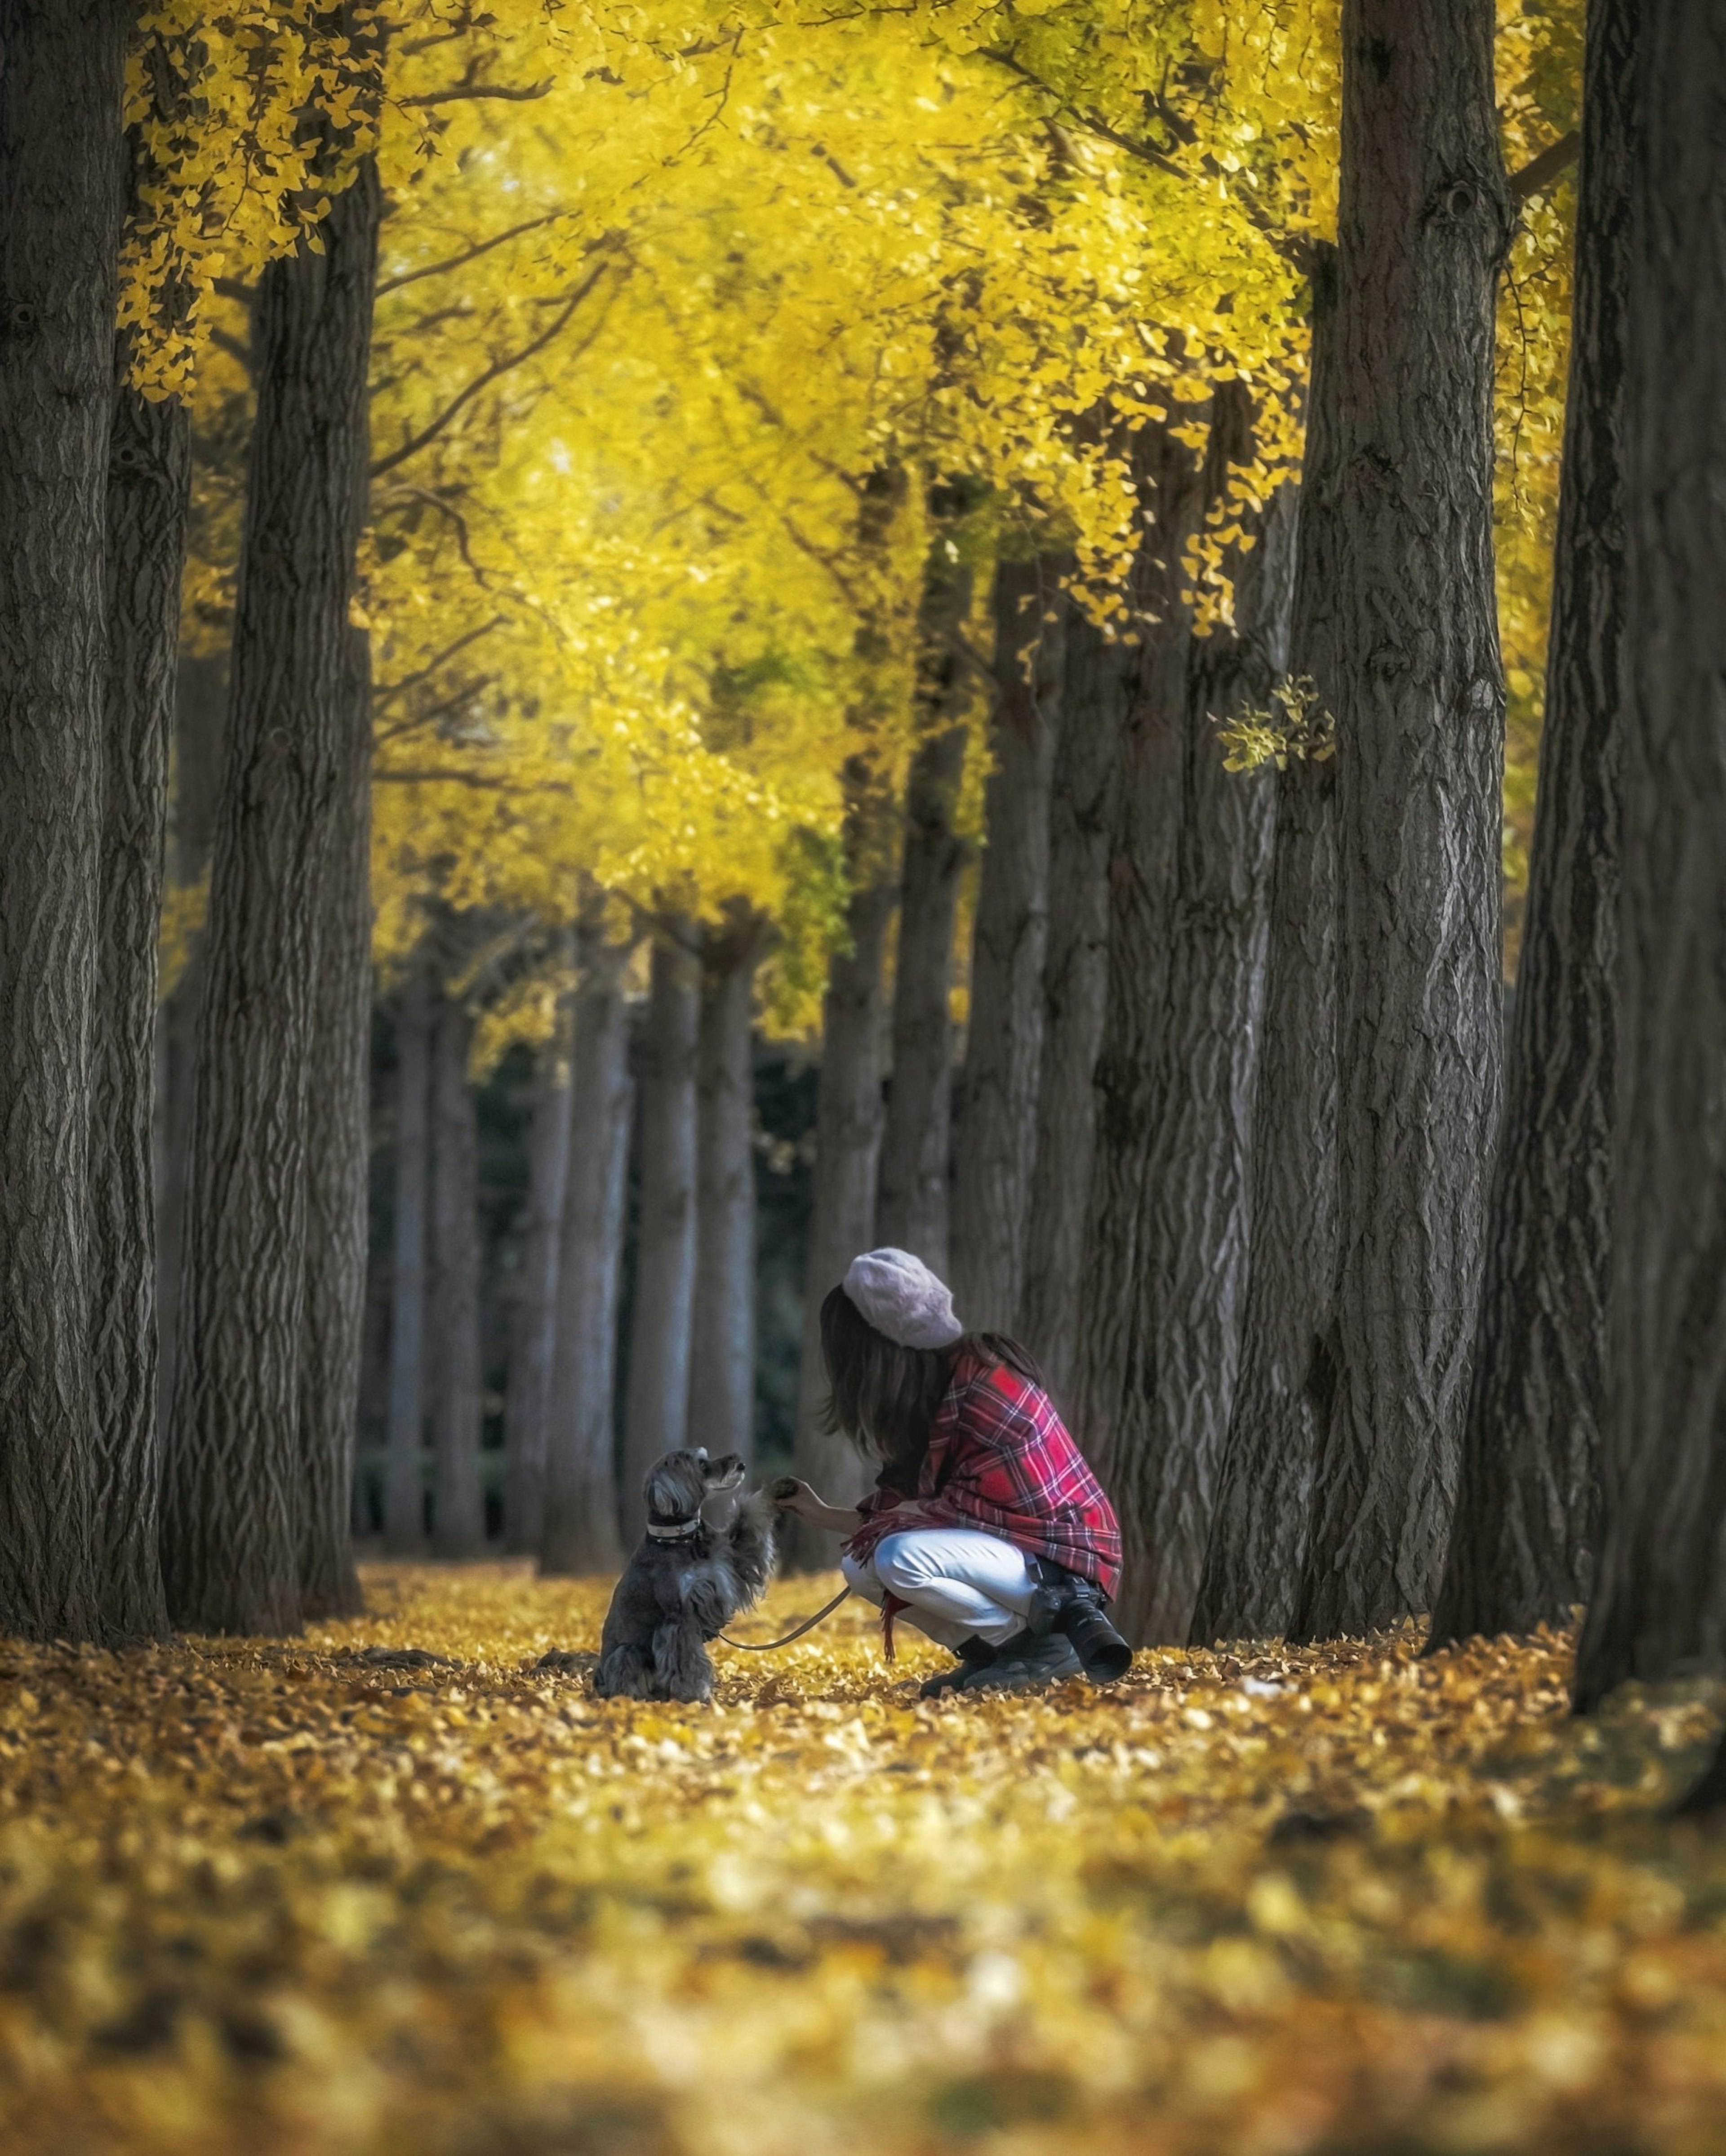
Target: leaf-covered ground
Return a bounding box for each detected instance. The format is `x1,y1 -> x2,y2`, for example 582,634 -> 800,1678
2,1565 -> 1725,2156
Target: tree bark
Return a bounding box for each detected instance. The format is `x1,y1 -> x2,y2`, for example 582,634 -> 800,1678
1192,265 -> 1345,1648
297,623 -> 373,1618
541,925 -> 633,1575
1428,0 -> 1636,1648
0,2 -> 125,1643
876,551 -> 974,1276
384,945 -> 432,1553
621,930 -> 700,1527
502,965 -> 574,1553
89,368 -> 190,1641
428,977 -> 485,1559
1287,0 -> 1513,1643
950,553 -> 1064,1334
1019,600 -> 1134,1408
158,651 -> 227,1447
689,909 -> 765,1463
1076,403 -> 1282,1648
788,764 -> 898,1558
1572,0 -> 1726,1713
163,162 -> 381,1634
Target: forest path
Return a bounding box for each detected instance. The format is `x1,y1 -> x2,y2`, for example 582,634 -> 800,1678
0,1564 -> 1722,2153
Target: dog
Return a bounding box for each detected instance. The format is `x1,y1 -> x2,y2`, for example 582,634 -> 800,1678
592,1449 -> 777,1702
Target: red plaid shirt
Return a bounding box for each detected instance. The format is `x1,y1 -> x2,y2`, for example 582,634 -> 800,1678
844,1352 -> 1122,1600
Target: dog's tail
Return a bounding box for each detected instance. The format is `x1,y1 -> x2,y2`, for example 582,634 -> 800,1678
729,1488 -> 778,1606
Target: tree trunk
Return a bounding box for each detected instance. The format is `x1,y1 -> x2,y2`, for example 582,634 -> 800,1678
158,650 -> 227,1446
1018,601 -> 1134,1408
384,946 -> 432,1554
788,763 -> 898,1559
1572,0 -> 1726,1713
503,967 -> 574,1554
950,553 -> 1064,1333
428,979 -> 485,1559
542,926 -> 633,1575
0,1 -> 125,1643
621,930 -> 700,1527
1076,403 -> 1282,1647
297,623 -> 373,1618
876,549 -> 974,1276
1191,264 -> 1345,1648
89,369 -> 189,1641
1428,0 -> 1636,1649
689,910 -> 765,1463
1287,0 -> 1513,1643
163,162 -> 380,1634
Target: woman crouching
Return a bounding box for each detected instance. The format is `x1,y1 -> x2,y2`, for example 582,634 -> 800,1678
774,1248 -> 1130,1696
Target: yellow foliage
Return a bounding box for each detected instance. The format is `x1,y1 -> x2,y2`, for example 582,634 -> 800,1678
2,1568 -> 1723,2154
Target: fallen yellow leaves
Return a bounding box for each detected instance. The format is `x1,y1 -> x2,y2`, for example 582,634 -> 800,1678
1,1565 -> 1724,2155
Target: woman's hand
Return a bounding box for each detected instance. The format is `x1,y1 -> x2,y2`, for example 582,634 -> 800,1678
770,1479 -> 863,1536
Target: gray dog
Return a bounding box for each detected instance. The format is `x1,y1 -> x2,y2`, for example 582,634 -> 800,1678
593,1449 -> 776,1702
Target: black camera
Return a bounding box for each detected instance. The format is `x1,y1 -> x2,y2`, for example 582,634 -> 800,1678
1024,1564 -> 1132,1683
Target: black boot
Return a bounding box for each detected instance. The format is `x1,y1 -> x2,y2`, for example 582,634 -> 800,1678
959,1629 -> 1084,1692
918,1636 -> 998,1699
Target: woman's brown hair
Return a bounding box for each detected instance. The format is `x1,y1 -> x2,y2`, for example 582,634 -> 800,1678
818,1283 -> 1042,1491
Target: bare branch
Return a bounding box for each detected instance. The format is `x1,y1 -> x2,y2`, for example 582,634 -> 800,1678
372,484 -> 495,589
375,677 -> 498,747
373,766 -> 571,796
1510,129 -> 1581,202
376,211 -> 570,295
400,78 -> 553,109
374,616 -> 504,712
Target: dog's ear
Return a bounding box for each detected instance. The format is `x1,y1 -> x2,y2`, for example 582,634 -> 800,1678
644,1450 -> 704,1519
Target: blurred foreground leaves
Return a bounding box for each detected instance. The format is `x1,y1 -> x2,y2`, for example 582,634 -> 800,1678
2,1566 -> 1724,2155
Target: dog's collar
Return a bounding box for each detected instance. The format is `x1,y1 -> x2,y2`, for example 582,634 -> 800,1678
645,1516 -> 703,1542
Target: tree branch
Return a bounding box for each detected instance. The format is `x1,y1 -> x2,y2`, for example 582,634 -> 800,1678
373,766 -> 570,796
400,78 -> 553,109
374,616 -> 504,712
1510,129 -> 1581,202
376,211 -> 569,296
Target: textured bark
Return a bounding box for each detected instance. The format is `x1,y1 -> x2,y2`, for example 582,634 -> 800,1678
297,624 -> 373,1619
1019,600 -> 1134,1408
428,981 -> 485,1559
0,2 -> 125,1643
621,931 -> 701,1528
1077,405 -> 1282,1648
163,163 -> 380,1634
384,949 -> 432,1554
788,770 -> 898,1557
1572,0 -> 1726,1712
157,651 -> 227,1446
541,927 -> 633,1575
876,553 -> 974,1276
950,554 -> 1064,1334
503,967 -> 574,1554
689,911 -> 765,1463
1428,0 -> 1635,1648
1287,2 -> 1513,1643
1192,268 -> 1345,1648
90,370 -> 189,1640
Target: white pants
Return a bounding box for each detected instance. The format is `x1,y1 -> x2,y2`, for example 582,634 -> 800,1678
841,1528 -> 1037,1649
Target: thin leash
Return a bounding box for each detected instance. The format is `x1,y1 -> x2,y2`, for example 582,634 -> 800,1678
718,1586 -> 852,1653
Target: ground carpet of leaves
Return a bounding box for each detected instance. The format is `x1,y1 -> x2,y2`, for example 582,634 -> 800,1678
3,1564 -> 1726,2156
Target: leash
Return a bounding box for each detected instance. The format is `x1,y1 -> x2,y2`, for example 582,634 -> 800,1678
718,1586 -> 852,1653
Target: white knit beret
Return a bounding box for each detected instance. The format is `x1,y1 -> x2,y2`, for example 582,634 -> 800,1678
842,1247 -> 965,1350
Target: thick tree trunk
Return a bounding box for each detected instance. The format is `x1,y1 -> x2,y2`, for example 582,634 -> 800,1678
1428,0 -> 1635,1648
297,624 -> 373,1618
384,947 -> 432,1553
689,910 -> 765,1463
788,765 -> 898,1559
503,969 -> 574,1553
950,553 -> 1064,1333
163,163 -> 380,1634
1192,266 -> 1345,1648
428,980 -> 485,1559
1287,2 -> 1513,1643
1573,0 -> 1726,1713
876,552 -> 974,1275
542,927 -> 633,1575
1019,601 -> 1133,1407
1076,405 -> 1282,1647
621,931 -> 700,1526
0,1 -> 125,1643
158,650 -> 227,1443
89,370 -> 189,1641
